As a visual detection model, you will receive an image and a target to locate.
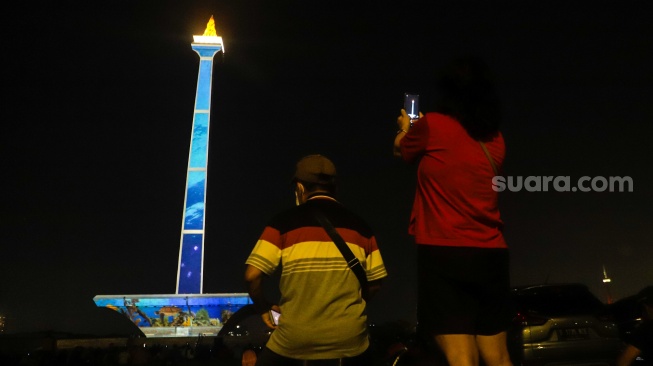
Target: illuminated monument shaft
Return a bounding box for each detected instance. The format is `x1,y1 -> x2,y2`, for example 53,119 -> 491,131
94,18 -> 251,339
176,25 -> 224,294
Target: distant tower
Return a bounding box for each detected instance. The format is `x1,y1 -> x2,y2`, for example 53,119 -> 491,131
176,16 -> 224,294
602,265 -> 613,304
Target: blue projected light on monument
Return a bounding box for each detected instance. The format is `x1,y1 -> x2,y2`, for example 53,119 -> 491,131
93,18 -> 253,338
195,62 -> 213,108
184,171 -> 205,229
189,114 -> 209,168
175,20 -> 223,295
178,234 -> 203,294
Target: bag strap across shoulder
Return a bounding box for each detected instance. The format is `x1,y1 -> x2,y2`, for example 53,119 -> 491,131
311,208 -> 368,293
479,141 -> 499,176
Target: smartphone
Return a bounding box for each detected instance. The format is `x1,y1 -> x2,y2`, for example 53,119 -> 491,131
269,309 -> 280,326
404,93 -> 420,120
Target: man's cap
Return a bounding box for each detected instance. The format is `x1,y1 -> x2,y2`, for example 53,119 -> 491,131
293,154 -> 337,185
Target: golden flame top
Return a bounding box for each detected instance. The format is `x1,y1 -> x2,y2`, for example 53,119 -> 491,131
203,16 -> 217,37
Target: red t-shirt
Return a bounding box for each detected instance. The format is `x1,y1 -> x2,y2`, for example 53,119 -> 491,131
400,112 -> 507,248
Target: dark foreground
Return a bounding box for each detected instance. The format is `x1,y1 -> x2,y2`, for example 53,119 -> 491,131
0,325 -> 416,366
1,333 -> 255,366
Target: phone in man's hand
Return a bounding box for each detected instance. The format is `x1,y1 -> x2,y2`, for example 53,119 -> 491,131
269,309 -> 280,326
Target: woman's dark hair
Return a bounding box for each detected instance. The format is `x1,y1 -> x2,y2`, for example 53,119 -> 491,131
434,56 -> 501,140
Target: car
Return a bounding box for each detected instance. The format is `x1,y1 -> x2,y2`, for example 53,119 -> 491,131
606,286 -> 653,340
606,293 -> 643,342
508,283 -> 623,366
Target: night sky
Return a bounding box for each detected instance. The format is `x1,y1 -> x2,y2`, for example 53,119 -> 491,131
2,1 -> 652,335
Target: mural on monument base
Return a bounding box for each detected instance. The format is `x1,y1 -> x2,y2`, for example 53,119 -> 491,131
94,294 -> 251,334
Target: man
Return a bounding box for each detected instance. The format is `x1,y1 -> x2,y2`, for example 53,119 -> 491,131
244,154 -> 387,365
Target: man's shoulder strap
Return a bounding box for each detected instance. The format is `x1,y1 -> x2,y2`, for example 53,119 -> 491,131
311,208 -> 368,290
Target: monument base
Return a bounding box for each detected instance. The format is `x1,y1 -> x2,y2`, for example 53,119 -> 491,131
93,293 -> 251,338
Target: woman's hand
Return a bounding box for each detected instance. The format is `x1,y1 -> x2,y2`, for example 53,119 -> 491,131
394,109 -> 412,157
394,109 -> 423,157
397,109 -> 412,133
397,109 -> 424,132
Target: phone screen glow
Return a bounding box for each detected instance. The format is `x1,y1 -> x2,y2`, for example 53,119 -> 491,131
270,310 -> 280,325
404,94 -> 419,120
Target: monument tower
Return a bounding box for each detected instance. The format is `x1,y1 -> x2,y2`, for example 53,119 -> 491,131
602,265 -> 613,304
94,16 -> 250,338
176,16 -> 223,294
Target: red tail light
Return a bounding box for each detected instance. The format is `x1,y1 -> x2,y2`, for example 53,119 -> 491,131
514,312 -> 548,326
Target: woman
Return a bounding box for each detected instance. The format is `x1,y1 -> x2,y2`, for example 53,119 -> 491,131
394,57 -> 513,366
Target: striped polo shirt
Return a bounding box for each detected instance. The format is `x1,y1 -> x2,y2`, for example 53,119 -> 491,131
246,196 -> 387,360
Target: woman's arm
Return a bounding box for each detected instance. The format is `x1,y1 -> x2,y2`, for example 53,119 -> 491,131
244,264 -> 278,329
393,109 -> 413,157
